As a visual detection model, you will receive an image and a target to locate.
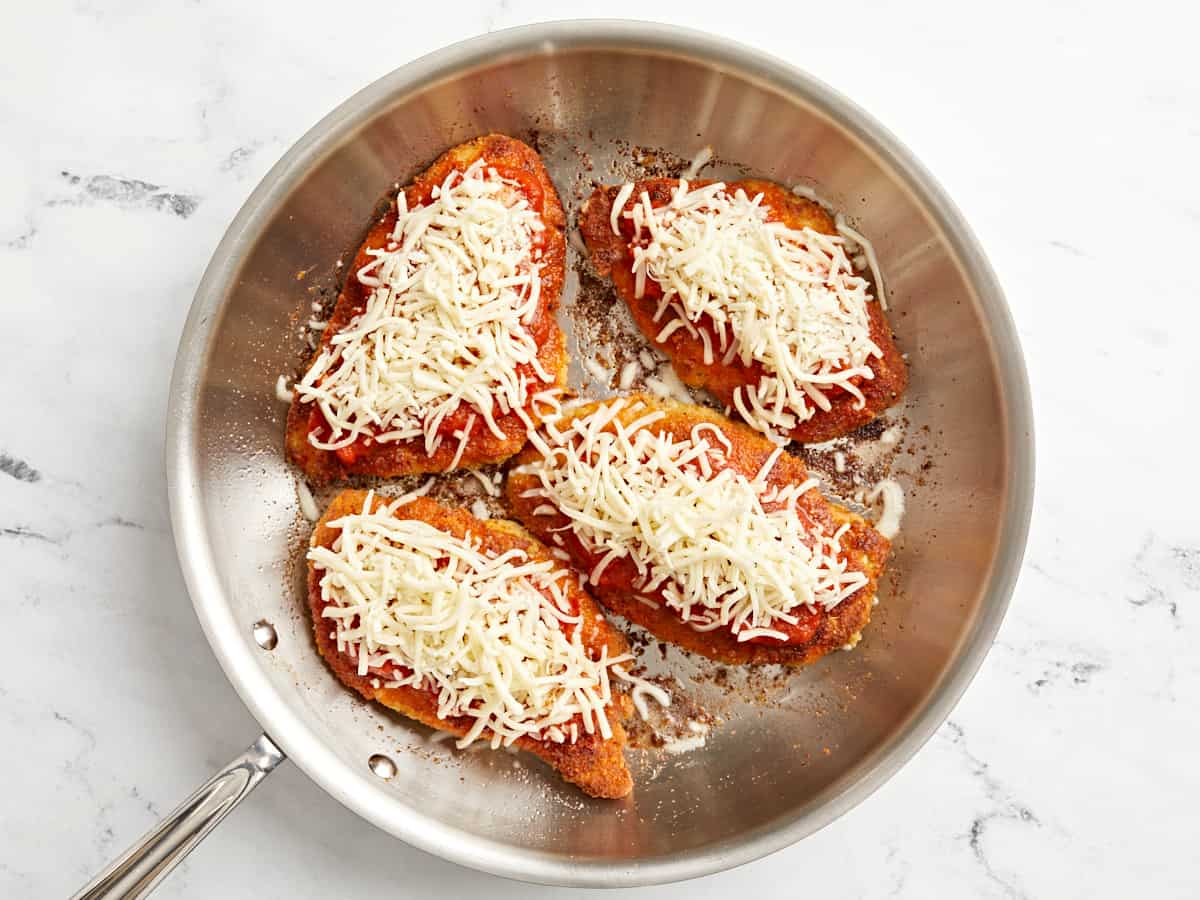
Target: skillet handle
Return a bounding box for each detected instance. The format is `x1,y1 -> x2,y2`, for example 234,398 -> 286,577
71,733 -> 286,900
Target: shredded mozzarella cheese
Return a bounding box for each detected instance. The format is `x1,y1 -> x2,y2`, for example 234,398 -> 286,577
661,731 -> 708,755
295,161 -> 551,458
612,665 -> 671,719
296,480 -> 320,522
614,180 -> 883,440
835,216 -> 889,311
468,468 -> 500,496
518,401 -> 870,641
652,365 -> 691,402
790,183 -> 819,202
309,493 -> 632,749
584,358 -> 609,384
681,145 -> 713,179
868,478 -> 905,539
618,360 -> 640,391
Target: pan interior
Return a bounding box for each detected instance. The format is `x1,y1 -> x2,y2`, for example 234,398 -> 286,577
175,26 -> 1026,882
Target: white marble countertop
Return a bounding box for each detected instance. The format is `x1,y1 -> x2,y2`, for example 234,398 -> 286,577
3,2 -> 1197,897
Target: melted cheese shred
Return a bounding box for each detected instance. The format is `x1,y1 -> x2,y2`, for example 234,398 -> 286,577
517,401 -> 869,642
615,181 -> 883,442
309,494 -> 630,749
297,160 -> 550,458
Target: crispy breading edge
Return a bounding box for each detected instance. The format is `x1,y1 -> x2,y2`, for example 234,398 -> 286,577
579,178 -> 908,443
287,134 -> 569,483
308,490 -> 634,799
504,395 -> 890,667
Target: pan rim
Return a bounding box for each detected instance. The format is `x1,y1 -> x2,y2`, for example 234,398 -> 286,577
165,18 -> 1034,888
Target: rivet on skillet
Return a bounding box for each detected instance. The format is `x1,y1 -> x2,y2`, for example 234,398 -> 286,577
252,620 -> 278,650
368,754 -> 397,779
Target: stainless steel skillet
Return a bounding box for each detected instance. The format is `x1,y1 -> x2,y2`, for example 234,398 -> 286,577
74,19 -> 1034,897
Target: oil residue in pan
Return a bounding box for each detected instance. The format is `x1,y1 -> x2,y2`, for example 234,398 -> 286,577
281,133 -> 931,771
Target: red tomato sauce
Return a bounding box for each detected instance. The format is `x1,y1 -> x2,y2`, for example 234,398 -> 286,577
410,162 -> 544,216
308,161 -> 553,459
545,435 -> 834,647
616,189 -> 868,406
561,519 -> 826,647
323,560 -> 584,687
